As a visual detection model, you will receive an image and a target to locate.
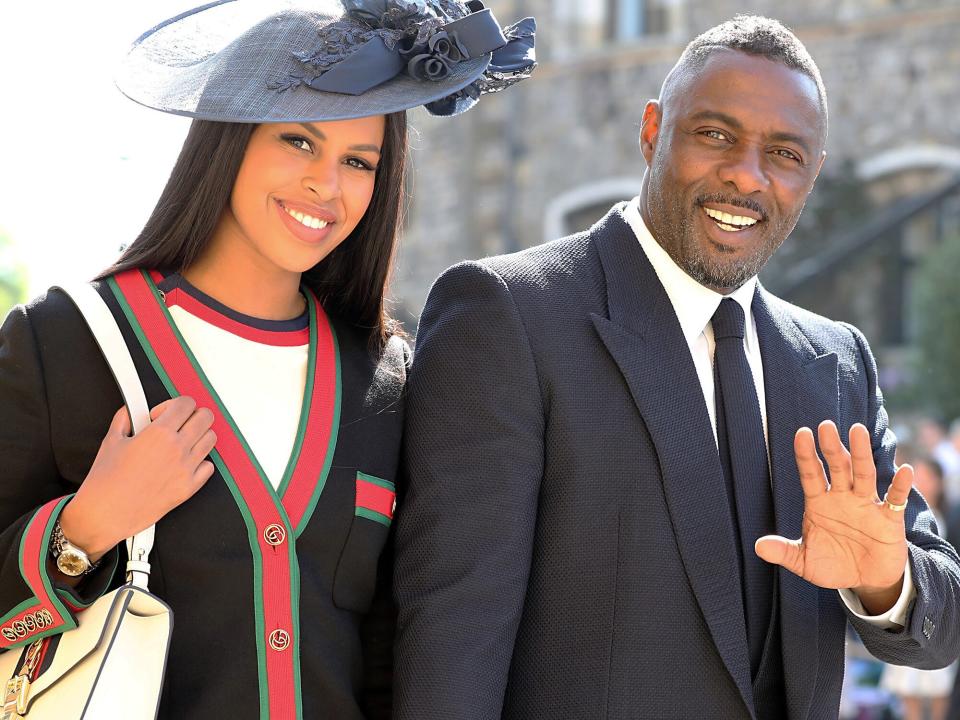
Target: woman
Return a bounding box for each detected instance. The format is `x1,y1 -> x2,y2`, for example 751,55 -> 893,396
0,1 -> 535,717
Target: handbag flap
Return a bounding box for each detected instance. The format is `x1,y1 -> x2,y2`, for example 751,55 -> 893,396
27,586 -> 171,708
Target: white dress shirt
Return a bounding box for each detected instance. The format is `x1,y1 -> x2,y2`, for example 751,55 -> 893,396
622,197 -> 914,628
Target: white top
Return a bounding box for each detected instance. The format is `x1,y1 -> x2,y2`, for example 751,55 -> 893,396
155,273 -> 311,492
169,307 -> 308,489
622,197 -> 914,628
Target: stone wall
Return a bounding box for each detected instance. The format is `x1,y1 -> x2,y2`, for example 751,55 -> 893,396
391,1 -> 960,326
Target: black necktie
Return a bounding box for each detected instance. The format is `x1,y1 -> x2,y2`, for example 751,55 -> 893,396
712,298 -> 775,678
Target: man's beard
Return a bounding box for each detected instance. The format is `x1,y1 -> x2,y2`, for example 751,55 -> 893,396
676,202 -> 781,291
648,178 -> 798,291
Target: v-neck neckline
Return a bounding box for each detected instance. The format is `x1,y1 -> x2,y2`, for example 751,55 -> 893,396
108,269 -> 341,534
154,272 -> 315,504
106,268 -> 346,718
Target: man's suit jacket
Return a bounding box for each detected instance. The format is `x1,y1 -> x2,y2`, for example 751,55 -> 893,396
394,204 -> 960,720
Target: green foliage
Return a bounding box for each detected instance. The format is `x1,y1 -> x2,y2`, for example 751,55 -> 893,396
0,230 -> 28,320
912,234 -> 960,422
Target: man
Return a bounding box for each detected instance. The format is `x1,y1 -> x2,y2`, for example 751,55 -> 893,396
394,16 -> 960,719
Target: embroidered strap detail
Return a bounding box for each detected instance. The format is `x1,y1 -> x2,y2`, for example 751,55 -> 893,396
0,608 -> 56,645
1,499 -> 74,649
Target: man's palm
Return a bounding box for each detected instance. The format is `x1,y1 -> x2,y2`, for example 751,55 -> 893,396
755,422 -> 911,596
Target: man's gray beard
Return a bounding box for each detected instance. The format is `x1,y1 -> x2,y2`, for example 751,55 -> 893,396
645,169 -> 794,291
678,211 -> 773,291
668,200 -> 788,292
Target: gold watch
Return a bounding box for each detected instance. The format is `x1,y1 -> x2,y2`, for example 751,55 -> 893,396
50,519 -> 98,577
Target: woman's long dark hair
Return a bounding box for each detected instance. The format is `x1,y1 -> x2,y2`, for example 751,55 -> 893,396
99,113 -> 408,349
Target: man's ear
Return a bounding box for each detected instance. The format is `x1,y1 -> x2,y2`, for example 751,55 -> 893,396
815,150 -> 827,179
807,150 -> 827,194
639,100 -> 662,165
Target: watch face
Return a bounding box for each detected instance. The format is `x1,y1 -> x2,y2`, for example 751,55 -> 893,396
56,550 -> 90,577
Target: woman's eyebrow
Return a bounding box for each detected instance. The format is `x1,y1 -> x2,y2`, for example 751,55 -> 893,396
298,122 -> 326,141
298,123 -> 381,155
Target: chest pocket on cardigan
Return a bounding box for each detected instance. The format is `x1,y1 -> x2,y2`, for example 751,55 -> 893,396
332,472 -> 396,612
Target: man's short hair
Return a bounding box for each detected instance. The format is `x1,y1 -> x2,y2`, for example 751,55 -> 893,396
671,15 -> 828,123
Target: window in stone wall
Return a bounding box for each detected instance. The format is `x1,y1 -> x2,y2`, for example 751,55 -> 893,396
564,201 -> 618,235
552,0 -> 683,59
542,179 -> 642,242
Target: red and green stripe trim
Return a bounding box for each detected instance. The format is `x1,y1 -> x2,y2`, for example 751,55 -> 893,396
1,498 -> 75,649
111,272 -> 287,718
281,305 -> 341,536
150,270 -> 310,348
355,473 -> 396,527
108,269 -> 340,720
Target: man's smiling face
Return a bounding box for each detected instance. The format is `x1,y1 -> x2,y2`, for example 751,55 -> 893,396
639,49 -> 827,293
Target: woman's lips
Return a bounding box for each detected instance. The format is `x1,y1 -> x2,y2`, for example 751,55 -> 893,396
275,199 -> 336,244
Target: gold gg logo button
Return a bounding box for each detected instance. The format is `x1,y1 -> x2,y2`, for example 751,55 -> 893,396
269,629 -> 291,651
263,524 -> 286,546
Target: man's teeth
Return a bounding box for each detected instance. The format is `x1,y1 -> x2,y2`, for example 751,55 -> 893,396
703,207 -> 758,230
284,205 -> 329,230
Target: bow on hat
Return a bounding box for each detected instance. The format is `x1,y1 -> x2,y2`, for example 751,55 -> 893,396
283,0 -> 536,115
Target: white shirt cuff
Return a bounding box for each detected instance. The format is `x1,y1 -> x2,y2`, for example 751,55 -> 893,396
838,558 -> 915,629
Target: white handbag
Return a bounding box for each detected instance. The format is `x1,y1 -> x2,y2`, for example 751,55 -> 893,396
0,283 -> 172,719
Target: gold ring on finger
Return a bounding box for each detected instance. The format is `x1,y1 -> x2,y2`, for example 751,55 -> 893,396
882,492 -> 907,512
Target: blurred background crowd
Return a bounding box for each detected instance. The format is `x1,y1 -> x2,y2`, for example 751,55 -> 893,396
841,416 -> 960,720
2,1 -> 960,718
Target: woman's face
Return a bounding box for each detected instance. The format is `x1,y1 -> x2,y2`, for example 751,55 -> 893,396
221,116 -> 386,277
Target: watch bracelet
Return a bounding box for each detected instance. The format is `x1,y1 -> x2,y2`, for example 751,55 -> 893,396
49,517 -> 102,575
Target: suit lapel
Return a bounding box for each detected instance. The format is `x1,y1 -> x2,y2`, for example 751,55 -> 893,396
590,208 -> 755,716
753,288 -> 838,720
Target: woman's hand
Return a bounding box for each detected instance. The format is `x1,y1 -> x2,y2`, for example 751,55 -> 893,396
59,396 -> 217,560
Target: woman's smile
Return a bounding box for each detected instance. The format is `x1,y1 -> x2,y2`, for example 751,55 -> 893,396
212,116 -> 385,278
275,199 -> 338,245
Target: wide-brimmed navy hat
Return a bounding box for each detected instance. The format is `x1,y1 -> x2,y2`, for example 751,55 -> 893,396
115,0 -> 536,121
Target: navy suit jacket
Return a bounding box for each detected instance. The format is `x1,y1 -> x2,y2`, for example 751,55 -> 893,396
395,204 -> 960,719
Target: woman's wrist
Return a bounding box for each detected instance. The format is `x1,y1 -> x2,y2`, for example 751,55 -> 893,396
58,498 -> 115,563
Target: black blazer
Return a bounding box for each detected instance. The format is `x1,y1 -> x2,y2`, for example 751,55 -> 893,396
0,276 -> 404,719
395,204 -> 960,719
